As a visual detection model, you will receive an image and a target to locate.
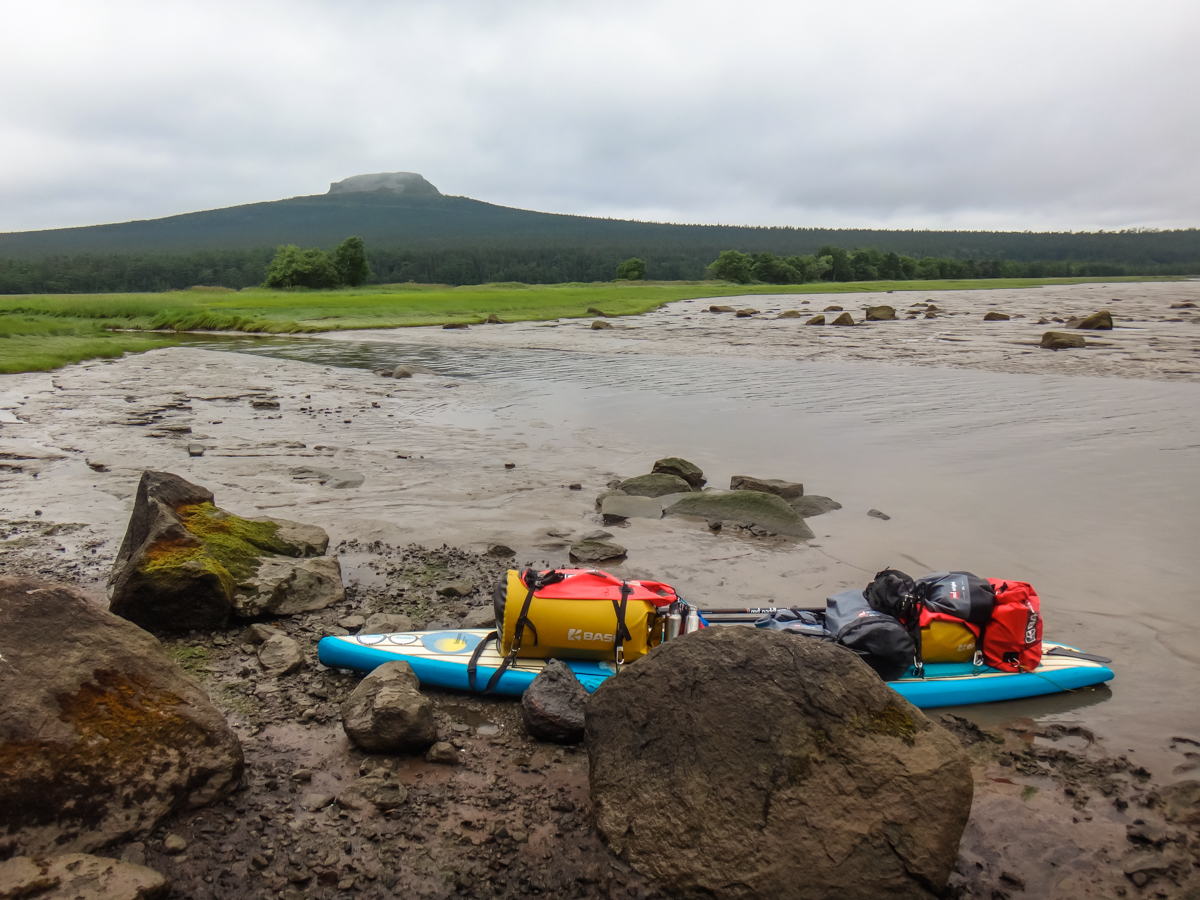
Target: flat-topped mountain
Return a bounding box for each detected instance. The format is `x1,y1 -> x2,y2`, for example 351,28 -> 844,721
327,172 -> 441,197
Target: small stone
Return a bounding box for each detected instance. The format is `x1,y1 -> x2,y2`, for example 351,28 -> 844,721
300,792 -> 334,811
187,443 -> 205,457
510,830 -> 529,843
337,615 -> 366,631
291,769 -> 314,782
426,741 -> 460,764
486,313 -> 503,323
251,399 -> 280,410
392,365 -> 415,378
867,509 -> 891,521
568,540 -> 628,563
805,315 -> 826,325
360,613 -> 414,635
164,834 -> 187,854
437,579 -> 475,598
487,544 -> 515,558
461,606 -> 497,629
734,308 -> 759,317
924,312 -> 938,319
568,483 -> 582,490
983,311 -> 1010,321
258,633 -> 306,676
504,462 -> 515,469
823,305 -> 843,312
591,320 -> 613,330
830,312 -> 855,326
522,659 -> 588,744
120,842 -> 147,867
243,623 -> 280,645
775,310 -> 802,318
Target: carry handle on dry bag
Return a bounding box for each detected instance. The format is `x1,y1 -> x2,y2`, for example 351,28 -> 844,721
468,568 -> 564,694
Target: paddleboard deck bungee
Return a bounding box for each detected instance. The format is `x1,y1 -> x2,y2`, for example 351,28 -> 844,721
317,629 -> 1114,708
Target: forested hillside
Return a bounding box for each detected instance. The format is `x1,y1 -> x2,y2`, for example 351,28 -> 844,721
1,191 -> 1196,293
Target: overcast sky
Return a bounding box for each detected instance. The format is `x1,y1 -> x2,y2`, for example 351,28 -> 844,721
1,0 -> 1197,234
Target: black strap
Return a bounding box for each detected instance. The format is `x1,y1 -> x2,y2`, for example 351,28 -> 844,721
467,630 -> 499,692
611,581 -> 633,665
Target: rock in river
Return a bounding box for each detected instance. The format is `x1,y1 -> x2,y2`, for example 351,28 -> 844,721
830,311 -> 856,326
805,314 -> 826,325
0,854 -> 169,900
522,659 -> 588,744
568,540 -> 628,563
1074,309 -> 1114,330
341,661 -> 437,753
651,456 -> 706,488
618,472 -> 692,498
107,470 -> 342,631
865,305 -> 896,321
586,627 -> 972,900
591,320 -> 612,330
664,490 -> 815,539
775,309 -> 802,318
790,494 -> 842,518
0,576 -> 243,857
983,311 -> 1011,321
730,474 -> 804,500
1040,331 -> 1087,350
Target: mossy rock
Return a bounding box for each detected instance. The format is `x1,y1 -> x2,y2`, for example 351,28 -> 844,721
651,457 -> 706,489
983,311 -> 1010,321
1074,310 -> 1113,330
618,473 -> 692,498
830,312 -> 856,326
865,305 -> 896,321
806,315 -> 826,326
1040,331 -> 1086,350
664,490 -> 815,538
775,310 -> 802,319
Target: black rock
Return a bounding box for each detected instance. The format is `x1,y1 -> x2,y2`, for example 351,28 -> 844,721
521,659 -> 588,744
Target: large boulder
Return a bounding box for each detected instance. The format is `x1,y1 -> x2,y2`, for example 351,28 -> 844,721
664,490 -> 815,539
652,456 -> 706,488
587,628 -> 972,899
0,576 -> 244,857
730,474 -> 804,500
341,661 -> 437,753
618,473 -> 692,498
522,659 -> 588,744
0,854 -> 169,900
108,471 -> 340,631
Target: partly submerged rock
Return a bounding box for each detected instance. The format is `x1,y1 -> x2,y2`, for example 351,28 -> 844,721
0,576 -> 243,857
108,471 -> 340,631
586,627 -> 972,899
868,508 -> 892,520
651,456 -> 706,488
734,308 -> 759,317
392,365 -> 415,378
664,490 -> 814,539
0,854 -> 169,900
522,659 -> 588,744
341,661 -> 437,753
1074,309 -> 1114,330
709,305 -> 735,313
730,474 -> 804,500
775,309 -> 802,318
830,312 -> 856,326
790,494 -> 843,518
590,320 -> 613,330
983,311 -> 1011,321
824,305 -> 843,312
1040,331 -> 1087,350
805,314 -> 826,325
865,305 -> 896,321
618,473 -> 692,498
568,540 -> 628,563
290,466 -> 364,489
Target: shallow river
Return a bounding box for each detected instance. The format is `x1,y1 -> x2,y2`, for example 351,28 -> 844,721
183,332 -> 1200,774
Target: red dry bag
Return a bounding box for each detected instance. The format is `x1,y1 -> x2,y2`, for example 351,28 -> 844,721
983,579 -> 1042,672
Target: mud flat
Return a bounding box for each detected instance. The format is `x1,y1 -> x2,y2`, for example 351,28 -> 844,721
2,280 -> 1199,897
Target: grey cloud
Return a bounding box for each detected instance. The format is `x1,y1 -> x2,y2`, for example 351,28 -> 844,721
0,0 -> 1196,233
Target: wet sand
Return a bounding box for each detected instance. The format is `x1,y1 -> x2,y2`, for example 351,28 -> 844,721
1,280 -> 1199,781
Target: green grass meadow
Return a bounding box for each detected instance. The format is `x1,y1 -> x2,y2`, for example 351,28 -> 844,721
0,275 -> 1180,374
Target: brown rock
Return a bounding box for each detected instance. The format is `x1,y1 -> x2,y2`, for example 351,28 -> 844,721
983,311 -> 1010,321
775,310 -> 802,318
729,474 -> 803,500
1040,331 -> 1087,350
734,308 -> 759,317
830,312 -> 855,326
0,576 -> 243,856
590,320 -> 612,330
709,305 -> 735,313
568,540 -> 628,563
823,305 -> 843,311
805,315 -> 826,325
864,305 -> 896,321
0,854 -> 169,900
1074,310 -> 1114,330
586,627 -> 973,899
341,661 -> 437,753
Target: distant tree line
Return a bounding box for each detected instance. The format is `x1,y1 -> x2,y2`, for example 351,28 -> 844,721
0,242 -> 1195,294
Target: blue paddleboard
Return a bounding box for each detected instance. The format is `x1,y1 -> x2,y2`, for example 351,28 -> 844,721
317,629 -> 1113,708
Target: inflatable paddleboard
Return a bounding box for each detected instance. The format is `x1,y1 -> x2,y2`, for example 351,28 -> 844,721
317,629 -> 1114,708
